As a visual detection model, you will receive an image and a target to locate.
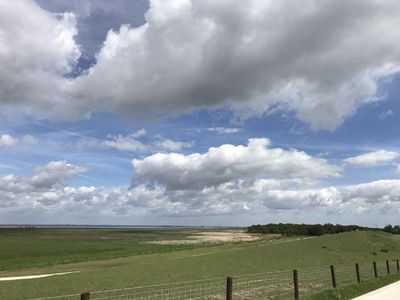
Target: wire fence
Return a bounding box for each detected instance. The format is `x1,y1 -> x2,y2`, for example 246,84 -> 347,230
26,294 -> 81,300
90,278 -> 226,300
26,259 -> 400,300
232,270 -> 293,299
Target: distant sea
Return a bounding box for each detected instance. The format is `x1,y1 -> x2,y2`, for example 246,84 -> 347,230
0,224 -> 243,229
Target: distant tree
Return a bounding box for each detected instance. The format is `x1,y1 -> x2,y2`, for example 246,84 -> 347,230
247,223 -> 388,236
383,225 -> 393,233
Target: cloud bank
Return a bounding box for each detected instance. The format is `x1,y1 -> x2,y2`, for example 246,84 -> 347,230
1,159 -> 400,219
0,138 -> 398,220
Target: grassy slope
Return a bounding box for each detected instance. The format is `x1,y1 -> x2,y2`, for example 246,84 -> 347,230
305,273 -> 400,299
0,230 -> 399,299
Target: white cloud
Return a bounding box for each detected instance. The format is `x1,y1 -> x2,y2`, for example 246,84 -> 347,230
344,150 -> 400,167
0,0 -> 80,119
341,179 -> 400,204
259,179 -> 400,213
0,161 -> 87,194
0,174 -> 31,194
207,127 -> 241,134
154,138 -> 193,151
0,134 -> 17,147
2,0 -> 400,129
104,134 -> 148,152
131,128 -> 146,138
103,130 -> 192,153
379,110 -> 394,120
30,161 -> 88,188
71,0 -> 400,130
263,187 -> 341,211
0,133 -> 39,148
1,160 -> 400,219
132,138 -> 340,190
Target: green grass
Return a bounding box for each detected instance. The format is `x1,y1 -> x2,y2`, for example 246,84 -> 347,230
0,227 -> 226,271
305,273 -> 400,299
0,229 -> 400,299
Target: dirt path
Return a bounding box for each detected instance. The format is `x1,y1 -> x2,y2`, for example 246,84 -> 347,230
0,271 -> 79,282
352,280 -> 400,299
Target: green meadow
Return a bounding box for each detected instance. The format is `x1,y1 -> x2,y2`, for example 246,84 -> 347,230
0,227 -> 218,271
0,228 -> 399,299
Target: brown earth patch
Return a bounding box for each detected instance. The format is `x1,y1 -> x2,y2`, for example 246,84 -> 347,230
146,230 -> 267,245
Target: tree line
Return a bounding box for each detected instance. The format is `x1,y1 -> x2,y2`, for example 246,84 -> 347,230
383,225 -> 400,234
247,223 -> 400,236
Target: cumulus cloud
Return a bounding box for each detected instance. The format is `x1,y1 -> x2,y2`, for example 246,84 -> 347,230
132,138 -> 340,190
263,188 -> 341,211
260,179 -> 400,213
2,0 -> 400,129
30,161 -> 88,188
0,0 -> 80,118
0,161 -> 85,192
341,180 -> 400,204
71,0 -> 400,130
344,150 -> 400,167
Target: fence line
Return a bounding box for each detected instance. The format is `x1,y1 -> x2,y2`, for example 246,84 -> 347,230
26,258 -> 400,300
26,294 -> 80,300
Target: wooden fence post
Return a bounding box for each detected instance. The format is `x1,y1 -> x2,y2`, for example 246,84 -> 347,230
226,276 -> 233,300
80,292 -> 90,300
293,269 -> 299,300
330,265 -> 337,288
386,260 -> 390,274
373,262 -> 378,278
355,263 -> 360,283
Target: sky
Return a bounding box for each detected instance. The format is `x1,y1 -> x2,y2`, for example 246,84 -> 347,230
1,0 -> 400,226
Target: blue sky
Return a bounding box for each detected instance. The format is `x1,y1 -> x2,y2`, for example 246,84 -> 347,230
1,0 -> 400,226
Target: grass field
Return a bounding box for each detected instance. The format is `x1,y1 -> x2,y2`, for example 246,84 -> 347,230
305,273 -> 400,299
0,227 -> 228,271
0,228 -> 400,299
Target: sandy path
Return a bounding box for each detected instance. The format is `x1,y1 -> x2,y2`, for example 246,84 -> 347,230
0,271 -> 79,282
352,280 -> 400,299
